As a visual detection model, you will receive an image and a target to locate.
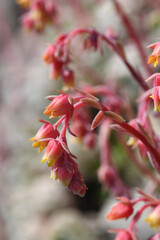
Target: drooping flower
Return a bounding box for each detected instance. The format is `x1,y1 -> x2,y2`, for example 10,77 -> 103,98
44,94 -> 73,118
50,154 -> 74,186
151,75 -> 160,112
146,205 -> 160,229
148,41 -> 160,67
106,198 -> 133,220
18,0 -> 57,32
41,139 -> 64,167
49,152 -> 87,196
146,73 -> 160,112
30,119 -> 59,152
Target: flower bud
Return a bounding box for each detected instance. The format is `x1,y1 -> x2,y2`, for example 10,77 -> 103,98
44,94 -> 73,118
106,200 -> 133,220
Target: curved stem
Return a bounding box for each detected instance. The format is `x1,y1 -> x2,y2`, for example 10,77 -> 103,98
113,0 -> 152,76
117,133 -> 160,185
63,28 -> 149,91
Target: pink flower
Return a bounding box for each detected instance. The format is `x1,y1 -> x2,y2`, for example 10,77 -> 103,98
41,139 -> 64,167
151,76 -> 160,112
148,42 -> 160,67
44,94 -> 73,118
30,119 -> 59,152
146,73 -> 160,112
51,155 -> 74,186
106,198 -> 133,220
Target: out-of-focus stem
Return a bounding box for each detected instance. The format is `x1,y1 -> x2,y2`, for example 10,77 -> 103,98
113,0 -> 153,76
64,28 -> 149,91
129,203 -> 156,231
117,133 -> 160,185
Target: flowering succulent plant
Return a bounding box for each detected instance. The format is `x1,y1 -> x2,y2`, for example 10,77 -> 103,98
16,0 -> 160,239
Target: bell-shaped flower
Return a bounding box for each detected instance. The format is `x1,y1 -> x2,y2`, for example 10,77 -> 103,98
41,139 -> 64,167
30,120 -> 59,152
44,94 -> 73,118
148,41 -> 160,67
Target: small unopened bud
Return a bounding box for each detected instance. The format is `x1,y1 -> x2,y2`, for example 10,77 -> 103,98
91,111 -> 104,130
106,200 -> 133,220
103,111 -> 125,123
81,98 -> 103,110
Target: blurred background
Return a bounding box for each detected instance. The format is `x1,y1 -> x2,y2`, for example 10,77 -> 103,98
0,0 -> 160,239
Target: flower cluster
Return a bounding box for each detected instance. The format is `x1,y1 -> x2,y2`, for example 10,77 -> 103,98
30,92 -> 88,196
17,1 -> 160,238
17,0 -> 57,32
147,41 -> 160,112
106,189 -> 160,240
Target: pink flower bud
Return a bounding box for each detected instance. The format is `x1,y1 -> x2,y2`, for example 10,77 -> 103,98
115,230 -> 133,240
106,199 -> 133,220
44,94 -> 73,118
30,120 -> 59,152
41,140 -> 64,167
